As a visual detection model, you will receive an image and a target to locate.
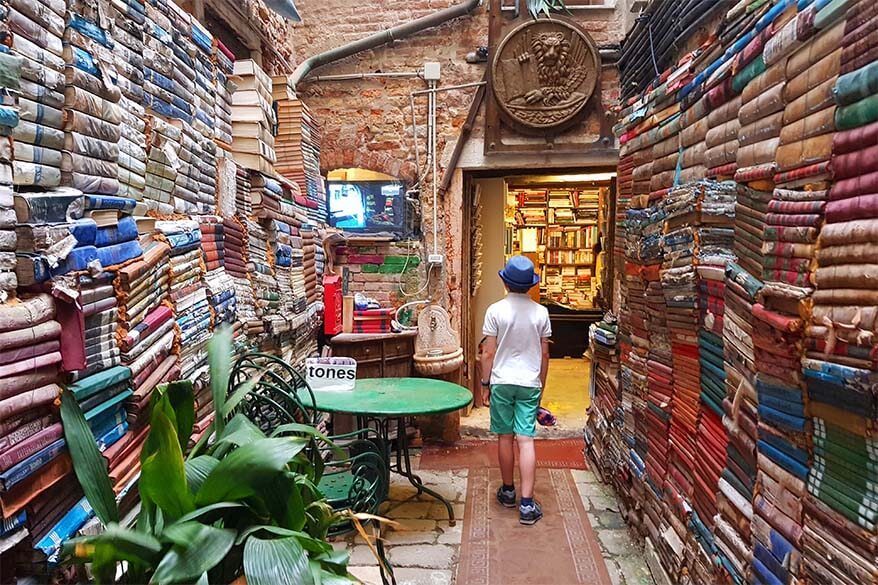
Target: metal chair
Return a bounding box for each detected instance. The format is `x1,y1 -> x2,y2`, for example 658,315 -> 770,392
228,352 -> 396,584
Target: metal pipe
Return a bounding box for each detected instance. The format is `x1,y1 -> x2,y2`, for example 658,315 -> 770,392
411,81 -> 487,96
500,2 -> 618,9
290,0 -> 482,90
430,79 -> 439,256
410,92 -> 421,177
309,71 -> 423,82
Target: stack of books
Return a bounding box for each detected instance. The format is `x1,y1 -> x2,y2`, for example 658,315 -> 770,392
231,60 -> 276,174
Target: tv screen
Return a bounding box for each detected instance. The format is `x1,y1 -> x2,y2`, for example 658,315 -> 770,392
328,180 -> 405,232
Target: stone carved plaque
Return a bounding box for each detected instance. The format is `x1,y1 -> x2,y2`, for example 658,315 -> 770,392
491,18 -> 600,133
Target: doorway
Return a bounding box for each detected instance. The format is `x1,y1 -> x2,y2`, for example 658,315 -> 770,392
462,171 -> 615,438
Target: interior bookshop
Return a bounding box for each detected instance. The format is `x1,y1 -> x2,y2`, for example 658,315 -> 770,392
471,173 -> 614,414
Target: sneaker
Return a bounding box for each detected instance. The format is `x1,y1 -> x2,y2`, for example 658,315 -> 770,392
496,485 -> 516,508
519,500 -> 543,525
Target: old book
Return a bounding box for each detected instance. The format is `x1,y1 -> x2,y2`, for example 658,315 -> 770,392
13,189 -> 83,224
0,423 -> 63,472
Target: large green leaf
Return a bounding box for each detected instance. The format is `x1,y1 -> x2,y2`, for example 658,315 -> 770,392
63,523 -> 162,564
174,502 -> 248,525
235,525 -> 331,555
195,437 -> 309,506
243,535 -> 313,585
162,380 -> 196,451
59,390 -> 119,525
210,414 -> 266,459
222,373 -> 265,419
207,325 -> 233,437
152,522 -> 235,584
184,455 -> 219,494
261,474 -> 306,531
140,405 -> 195,521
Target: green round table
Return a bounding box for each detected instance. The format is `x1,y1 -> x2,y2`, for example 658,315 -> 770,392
306,377 -> 473,416
302,377 -> 472,525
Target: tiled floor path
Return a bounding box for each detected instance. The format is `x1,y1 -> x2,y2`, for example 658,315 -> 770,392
339,454 -> 656,585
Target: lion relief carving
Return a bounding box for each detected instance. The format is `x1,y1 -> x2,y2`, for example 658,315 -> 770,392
492,20 -> 600,130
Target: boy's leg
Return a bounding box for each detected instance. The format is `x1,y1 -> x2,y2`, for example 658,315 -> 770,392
517,436 -> 536,498
499,434 -> 515,487
512,386 -> 542,498
490,385 -> 517,489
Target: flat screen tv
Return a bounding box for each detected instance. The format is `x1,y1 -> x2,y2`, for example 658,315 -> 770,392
328,180 -> 406,233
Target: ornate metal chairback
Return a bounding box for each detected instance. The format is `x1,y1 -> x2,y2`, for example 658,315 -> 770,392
228,352 -> 318,433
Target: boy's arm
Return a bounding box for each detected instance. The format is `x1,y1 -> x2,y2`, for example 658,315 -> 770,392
539,338 -> 550,391
480,336 -> 497,405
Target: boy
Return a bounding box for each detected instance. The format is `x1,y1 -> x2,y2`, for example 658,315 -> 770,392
480,255 -> 551,525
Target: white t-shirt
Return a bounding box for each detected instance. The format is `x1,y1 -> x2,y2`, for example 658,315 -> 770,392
482,293 -> 552,388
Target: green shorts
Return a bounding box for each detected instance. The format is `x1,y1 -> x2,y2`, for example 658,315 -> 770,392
489,384 -> 541,437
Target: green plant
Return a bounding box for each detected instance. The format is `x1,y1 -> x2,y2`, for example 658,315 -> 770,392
60,327 -> 355,584
527,0 -> 570,18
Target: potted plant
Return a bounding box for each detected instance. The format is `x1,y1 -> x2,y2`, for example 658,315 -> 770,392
60,327 -> 357,584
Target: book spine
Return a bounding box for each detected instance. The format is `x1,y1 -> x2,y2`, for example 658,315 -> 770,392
0,439 -> 66,490
96,239 -> 142,268
95,216 -> 138,247
14,194 -> 81,224
83,195 -> 136,214
1,510 -> 26,537
70,219 -> 98,246
34,497 -> 94,562
96,421 -> 129,452
0,414 -> 53,452
0,423 -> 63,472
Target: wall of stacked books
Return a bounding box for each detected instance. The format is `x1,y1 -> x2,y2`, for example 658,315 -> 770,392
506,182 -> 608,310
587,0 -> 878,582
0,0 -> 328,578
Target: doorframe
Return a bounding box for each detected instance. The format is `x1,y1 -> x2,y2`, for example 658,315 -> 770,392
461,166 -> 617,408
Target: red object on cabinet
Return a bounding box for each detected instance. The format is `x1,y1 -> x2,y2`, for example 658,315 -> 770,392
324,274 -> 343,335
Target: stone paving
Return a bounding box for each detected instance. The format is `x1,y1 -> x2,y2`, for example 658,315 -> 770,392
339,454 -> 656,585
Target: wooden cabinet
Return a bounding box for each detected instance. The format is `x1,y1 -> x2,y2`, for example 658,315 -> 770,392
329,331 -> 417,379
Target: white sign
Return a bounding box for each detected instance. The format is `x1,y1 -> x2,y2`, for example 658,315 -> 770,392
305,357 -> 357,391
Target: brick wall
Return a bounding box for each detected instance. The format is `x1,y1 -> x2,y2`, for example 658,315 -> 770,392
289,1 -> 631,180
334,241 -> 427,305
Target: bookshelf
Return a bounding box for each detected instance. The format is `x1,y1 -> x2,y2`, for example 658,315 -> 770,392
506,184 -> 607,310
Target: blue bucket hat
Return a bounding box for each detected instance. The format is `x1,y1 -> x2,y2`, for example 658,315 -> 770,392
499,255 -> 540,289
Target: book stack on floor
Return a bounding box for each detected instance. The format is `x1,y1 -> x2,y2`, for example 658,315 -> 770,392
214,40 -> 235,147
271,80 -> 325,206
14,192 -> 141,286
115,235 -> 175,432
289,232 -> 308,314
155,220 -> 210,385
231,60 -> 275,175
352,308 -> 394,334
802,0 -> 878,579
0,294 -> 64,573
0,44 -> 19,300
265,218 -> 294,336
9,0 -> 65,193
164,6 -> 216,216
200,216 -> 237,328
188,17 -> 216,140
62,1 -> 122,199
693,180 -> 736,562
660,184 -> 703,534
715,261 -> 761,583
40,362 -> 134,565
172,120 -> 215,215
245,218 -> 275,337
585,315 -> 623,480
143,116 -> 181,216
109,0 -> 148,204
